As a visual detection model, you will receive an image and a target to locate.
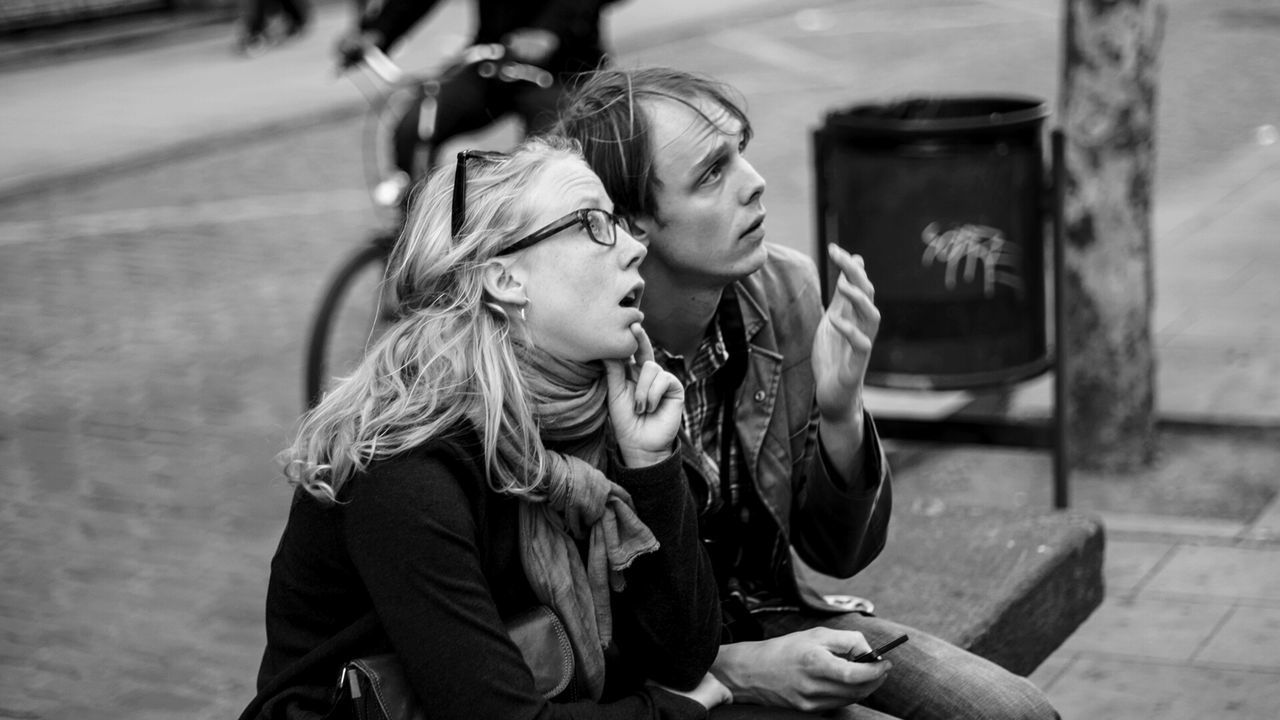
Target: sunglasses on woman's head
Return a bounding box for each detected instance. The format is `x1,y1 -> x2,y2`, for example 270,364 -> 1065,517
452,149 -> 507,238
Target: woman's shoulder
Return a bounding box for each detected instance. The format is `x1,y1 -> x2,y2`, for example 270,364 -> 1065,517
343,426 -> 489,508
373,425 -> 483,473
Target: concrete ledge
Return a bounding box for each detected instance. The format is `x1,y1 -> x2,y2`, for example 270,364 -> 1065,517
798,504 -> 1105,676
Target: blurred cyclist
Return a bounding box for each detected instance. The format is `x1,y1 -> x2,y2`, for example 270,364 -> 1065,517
236,0 -> 310,55
335,1 -> 620,206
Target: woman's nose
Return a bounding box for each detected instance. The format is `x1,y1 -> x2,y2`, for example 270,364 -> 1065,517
617,226 -> 647,267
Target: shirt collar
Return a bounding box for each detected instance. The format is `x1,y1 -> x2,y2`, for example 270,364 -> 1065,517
652,281 -> 768,374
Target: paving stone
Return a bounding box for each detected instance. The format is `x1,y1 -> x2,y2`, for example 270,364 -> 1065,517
1144,545 -> 1280,602
1195,605 -> 1280,670
1026,653 -> 1073,692
1243,495 -> 1280,542
1059,595 -> 1233,661
1046,655 -> 1280,720
1103,539 -> 1177,595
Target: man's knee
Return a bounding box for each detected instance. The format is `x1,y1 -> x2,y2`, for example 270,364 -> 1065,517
970,674 -> 1057,720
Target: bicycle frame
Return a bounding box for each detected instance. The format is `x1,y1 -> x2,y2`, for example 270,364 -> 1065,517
346,44 -> 555,212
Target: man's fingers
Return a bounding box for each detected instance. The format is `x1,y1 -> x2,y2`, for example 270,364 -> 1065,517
814,627 -> 870,657
827,243 -> 874,297
833,274 -> 881,328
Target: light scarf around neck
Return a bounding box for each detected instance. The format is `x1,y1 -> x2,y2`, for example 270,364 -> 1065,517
506,344 -> 660,700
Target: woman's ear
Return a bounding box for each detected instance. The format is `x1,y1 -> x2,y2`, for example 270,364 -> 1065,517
480,259 -> 526,306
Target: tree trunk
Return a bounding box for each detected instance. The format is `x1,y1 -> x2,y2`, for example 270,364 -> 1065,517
1059,0 -> 1165,471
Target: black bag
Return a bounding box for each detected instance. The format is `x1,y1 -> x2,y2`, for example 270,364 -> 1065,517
338,606 -> 574,720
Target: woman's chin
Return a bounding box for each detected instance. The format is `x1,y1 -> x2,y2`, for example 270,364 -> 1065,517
601,336 -> 640,363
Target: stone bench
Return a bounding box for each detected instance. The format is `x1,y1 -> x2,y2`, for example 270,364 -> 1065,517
795,504 -> 1105,676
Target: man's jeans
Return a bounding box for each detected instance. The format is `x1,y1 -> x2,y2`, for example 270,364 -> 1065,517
753,609 -> 1060,720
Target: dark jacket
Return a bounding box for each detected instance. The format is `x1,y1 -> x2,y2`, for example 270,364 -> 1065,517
363,0 -> 614,75
713,243 -> 892,605
241,428 -> 719,720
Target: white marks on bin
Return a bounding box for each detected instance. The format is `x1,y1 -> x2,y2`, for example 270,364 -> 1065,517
920,222 -> 1024,298
1257,125 -> 1278,147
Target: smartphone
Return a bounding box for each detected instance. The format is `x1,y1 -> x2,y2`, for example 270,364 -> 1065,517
847,634 -> 909,663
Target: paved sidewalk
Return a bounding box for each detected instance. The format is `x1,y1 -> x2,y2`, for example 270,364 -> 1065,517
2,1 -> 1279,718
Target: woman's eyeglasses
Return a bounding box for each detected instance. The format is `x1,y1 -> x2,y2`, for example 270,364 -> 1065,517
452,149 -> 625,255
497,208 -> 625,256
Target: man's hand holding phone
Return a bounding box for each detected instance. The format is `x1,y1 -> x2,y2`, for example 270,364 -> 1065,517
846,634 -> 909,663
711,627 -> 892,712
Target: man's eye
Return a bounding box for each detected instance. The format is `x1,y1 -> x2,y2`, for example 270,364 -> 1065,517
701,164 -> 723,185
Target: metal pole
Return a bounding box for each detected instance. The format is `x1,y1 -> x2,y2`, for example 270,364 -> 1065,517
812,127 -> 832,301
1051,127 -> 1070,509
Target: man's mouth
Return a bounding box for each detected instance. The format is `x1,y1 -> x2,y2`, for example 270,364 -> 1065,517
742,215 -> 765,238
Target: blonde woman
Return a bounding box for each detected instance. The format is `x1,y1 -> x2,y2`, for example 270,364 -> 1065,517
240,137 -> 729,719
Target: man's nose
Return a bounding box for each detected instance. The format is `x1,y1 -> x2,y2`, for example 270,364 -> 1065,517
739,158 -> 766,205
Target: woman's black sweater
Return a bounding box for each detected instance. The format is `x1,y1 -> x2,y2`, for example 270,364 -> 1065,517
240,429 -> 720,719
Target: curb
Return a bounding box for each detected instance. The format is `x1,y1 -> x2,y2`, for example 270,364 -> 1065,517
0,101 -> 364,205
0,8 -> 237,72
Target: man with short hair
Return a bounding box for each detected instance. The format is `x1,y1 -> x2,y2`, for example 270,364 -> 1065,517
556,67 -> 1058,719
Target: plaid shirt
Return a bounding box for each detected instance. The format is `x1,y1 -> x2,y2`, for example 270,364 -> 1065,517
653,290 -> 748,516
655,322 -> 735,513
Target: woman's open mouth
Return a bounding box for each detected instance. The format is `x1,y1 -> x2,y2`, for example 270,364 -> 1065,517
619,281 -> 645,308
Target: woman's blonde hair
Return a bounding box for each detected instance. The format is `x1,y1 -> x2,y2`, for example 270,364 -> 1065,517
282,136 -> 586,503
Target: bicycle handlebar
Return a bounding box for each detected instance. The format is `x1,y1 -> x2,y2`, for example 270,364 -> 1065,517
350,43 -> 554,92
356,45 -> 407,85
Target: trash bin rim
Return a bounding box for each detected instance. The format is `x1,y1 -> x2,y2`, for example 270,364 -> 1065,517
819,94 -> 1050,136
866,355 -> 1054,391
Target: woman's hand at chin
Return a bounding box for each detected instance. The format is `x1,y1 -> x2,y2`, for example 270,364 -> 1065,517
605,323 -> 685,468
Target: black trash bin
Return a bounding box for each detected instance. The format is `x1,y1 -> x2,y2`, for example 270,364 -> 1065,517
813,95 -> 1051,390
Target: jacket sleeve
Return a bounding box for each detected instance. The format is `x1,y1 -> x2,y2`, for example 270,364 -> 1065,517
765,246 -> 892,580
790,411 -> 893,578
608,449 -> 721,690
342,451 -> 709,720
360,0 -> 446,51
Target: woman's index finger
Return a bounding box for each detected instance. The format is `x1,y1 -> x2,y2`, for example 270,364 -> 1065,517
631,322 -> 655,367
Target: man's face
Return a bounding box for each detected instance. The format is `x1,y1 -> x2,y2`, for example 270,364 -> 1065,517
634,95 -> 768,288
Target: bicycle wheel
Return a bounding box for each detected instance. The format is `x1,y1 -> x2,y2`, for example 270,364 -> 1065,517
304,239 -> 396,408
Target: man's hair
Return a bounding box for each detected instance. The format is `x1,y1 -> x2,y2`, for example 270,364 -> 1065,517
554,66 -> 752,222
